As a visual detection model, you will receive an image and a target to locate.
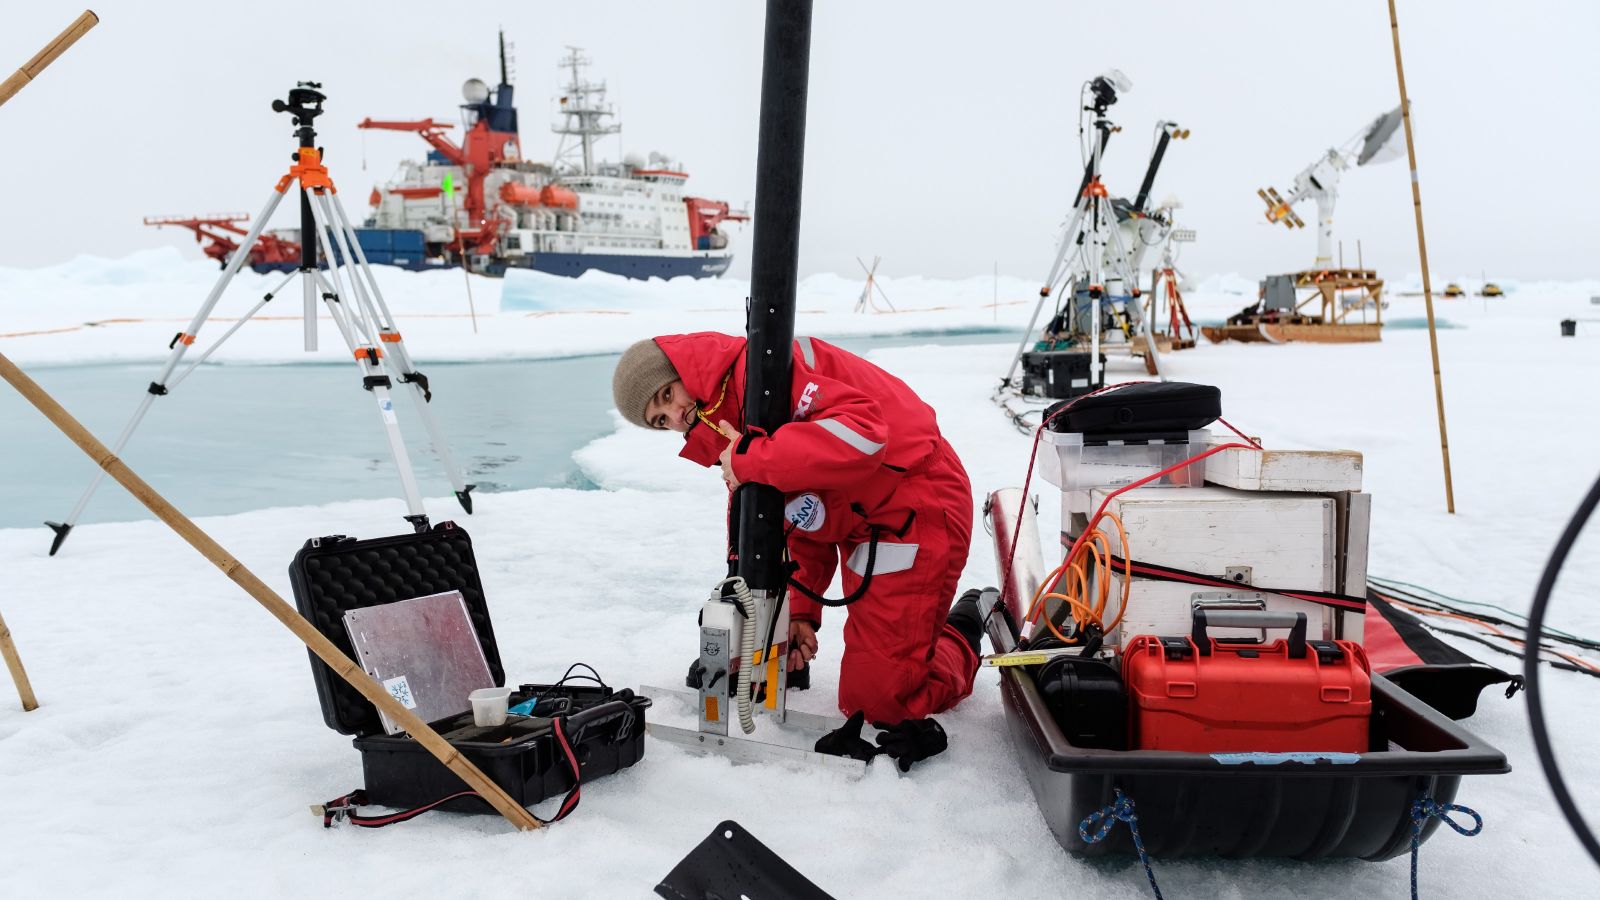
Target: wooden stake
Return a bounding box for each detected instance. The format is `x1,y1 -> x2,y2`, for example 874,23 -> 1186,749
0,352 -> 542,831
1388,0 -> 1457,514
0,11 -> 99,108
0,608 -> 39,711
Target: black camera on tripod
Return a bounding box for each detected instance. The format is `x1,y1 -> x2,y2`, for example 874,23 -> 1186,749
272,82 -> 326,126
272,82 -> 325,148
1086,69 -> 1132,114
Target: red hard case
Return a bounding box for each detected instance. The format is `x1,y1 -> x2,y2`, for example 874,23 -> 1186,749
1123,610 -> 1371,753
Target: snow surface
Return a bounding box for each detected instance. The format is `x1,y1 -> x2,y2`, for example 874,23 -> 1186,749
2,257 -> 1599,898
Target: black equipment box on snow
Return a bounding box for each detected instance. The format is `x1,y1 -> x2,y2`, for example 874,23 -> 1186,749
289,522 -> 649,813
1022,350 -> 1106,400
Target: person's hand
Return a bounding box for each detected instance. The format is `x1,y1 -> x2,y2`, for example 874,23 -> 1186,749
873,717 -> 949,772
716,419 -> 742,489
788,620 -> 818,672
814,711 -> 878,762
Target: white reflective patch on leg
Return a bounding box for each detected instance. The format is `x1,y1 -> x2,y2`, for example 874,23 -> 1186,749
816,418 -> 884,455
846,541 -> 918,576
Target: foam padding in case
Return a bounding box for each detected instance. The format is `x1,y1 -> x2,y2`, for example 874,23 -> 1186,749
288,521 -> 504,736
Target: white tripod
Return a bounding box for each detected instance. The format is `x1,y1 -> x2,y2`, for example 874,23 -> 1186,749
46,84 -> 473,555
1003,73 -> 1145,392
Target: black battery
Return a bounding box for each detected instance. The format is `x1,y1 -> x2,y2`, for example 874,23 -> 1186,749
1034,652 -> 1126,750
1021,350 -> 1106,400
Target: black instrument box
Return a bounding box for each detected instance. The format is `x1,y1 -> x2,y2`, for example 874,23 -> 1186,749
1045,381 -> 1221,436
1034,652 -> 1127,751
288,521 -> 649,813
1021,350 -> 1106,399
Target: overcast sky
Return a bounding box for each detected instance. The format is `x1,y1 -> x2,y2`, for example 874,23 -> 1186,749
3,0 -> 1596,283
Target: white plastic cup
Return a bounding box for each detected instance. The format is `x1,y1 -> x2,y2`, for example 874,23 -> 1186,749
468,686 -> 515,727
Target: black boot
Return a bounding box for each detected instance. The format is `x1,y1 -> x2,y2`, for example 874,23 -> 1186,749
946,588 -> 987,655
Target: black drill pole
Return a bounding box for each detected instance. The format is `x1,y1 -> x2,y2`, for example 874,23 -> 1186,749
736,0 -> 812,594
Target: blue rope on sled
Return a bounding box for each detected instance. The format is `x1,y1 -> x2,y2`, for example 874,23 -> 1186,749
1079,788 -> 1164,899
1409,795 -> 1483,900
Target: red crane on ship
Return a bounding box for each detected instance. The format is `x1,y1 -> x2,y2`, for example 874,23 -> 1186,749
142,214 -> 301,270
355,114 -> 515,258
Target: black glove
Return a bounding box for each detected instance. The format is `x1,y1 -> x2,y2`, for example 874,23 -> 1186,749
814,711 -> 880,762
873,717 -> 948,772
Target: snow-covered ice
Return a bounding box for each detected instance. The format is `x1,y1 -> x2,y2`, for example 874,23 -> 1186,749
2,257 -> 1598,898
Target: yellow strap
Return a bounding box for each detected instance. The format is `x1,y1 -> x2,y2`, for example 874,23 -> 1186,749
696,370 -> 737,439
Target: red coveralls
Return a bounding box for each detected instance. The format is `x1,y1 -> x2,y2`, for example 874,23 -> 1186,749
656,332 -> 979,724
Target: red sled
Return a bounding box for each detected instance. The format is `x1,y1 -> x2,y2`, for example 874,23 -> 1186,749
1124,610 -> 1372,753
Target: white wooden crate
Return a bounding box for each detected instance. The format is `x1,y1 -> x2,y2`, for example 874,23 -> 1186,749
1087,485 -> 1337,646
1101,577 -> 1333,647
1204,446 -> 1363,492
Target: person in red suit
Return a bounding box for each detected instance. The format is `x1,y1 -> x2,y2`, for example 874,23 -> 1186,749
612,332 -> 985,768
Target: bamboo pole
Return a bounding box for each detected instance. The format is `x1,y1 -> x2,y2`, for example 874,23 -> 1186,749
1388,0 -> 1457,514
0,352 -> 542,831
0,11 -> 99,108
0,609 -> 40,711
0,10 -> 101,716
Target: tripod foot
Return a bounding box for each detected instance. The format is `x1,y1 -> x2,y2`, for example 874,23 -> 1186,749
455,485 -> 476,515
404,514 -> 430,534
45,521 -> 72,557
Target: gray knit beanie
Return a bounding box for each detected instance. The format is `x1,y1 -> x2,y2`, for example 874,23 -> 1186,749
612,339 -> 681,428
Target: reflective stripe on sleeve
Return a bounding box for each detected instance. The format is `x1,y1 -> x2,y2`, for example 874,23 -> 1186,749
816,418 -> 884,455
797,336 -> 816,368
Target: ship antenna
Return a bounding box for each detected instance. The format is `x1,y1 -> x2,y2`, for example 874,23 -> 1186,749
552,46 -> 619,177
499,29 -> 509,85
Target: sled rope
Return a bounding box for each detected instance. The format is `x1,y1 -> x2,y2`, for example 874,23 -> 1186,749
1409,795 -> 1482,900
1079,788 -> 1164,899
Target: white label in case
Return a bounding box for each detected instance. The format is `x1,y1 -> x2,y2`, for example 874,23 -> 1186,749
383,675 -> 417,709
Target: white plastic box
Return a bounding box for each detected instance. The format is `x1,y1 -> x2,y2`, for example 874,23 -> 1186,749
1037,429 -> 1210,514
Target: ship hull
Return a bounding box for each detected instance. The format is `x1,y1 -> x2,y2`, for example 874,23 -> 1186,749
251,248 -> 733,280
498,251 -> 733,280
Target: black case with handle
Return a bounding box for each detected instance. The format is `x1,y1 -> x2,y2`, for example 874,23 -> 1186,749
288,521 -> 650,812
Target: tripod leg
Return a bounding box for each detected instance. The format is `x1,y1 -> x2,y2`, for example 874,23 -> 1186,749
306,193 -> 430,531
168,269 -> 298,390
46,186 -> 290,555
308,195 -> 380,348
326,193 -> 475,511
1003,201 -> 1090,388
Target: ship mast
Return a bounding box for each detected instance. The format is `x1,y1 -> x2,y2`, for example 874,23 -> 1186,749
552,47 -> 619,176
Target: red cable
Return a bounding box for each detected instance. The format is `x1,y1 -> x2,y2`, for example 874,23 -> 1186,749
997,383 -> 1136,608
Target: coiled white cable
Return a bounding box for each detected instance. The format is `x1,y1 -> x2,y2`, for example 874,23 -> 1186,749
716,576 -> 759,735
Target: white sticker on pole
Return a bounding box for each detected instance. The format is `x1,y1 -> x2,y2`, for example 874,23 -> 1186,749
379,397 -> 398,424
382,675 -> 417,709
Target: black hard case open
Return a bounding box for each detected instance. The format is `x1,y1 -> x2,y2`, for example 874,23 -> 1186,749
288,521 -> 649,813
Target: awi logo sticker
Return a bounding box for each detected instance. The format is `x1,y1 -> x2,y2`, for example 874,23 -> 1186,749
784,492 -> 826,532
794,382 -> 820,419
